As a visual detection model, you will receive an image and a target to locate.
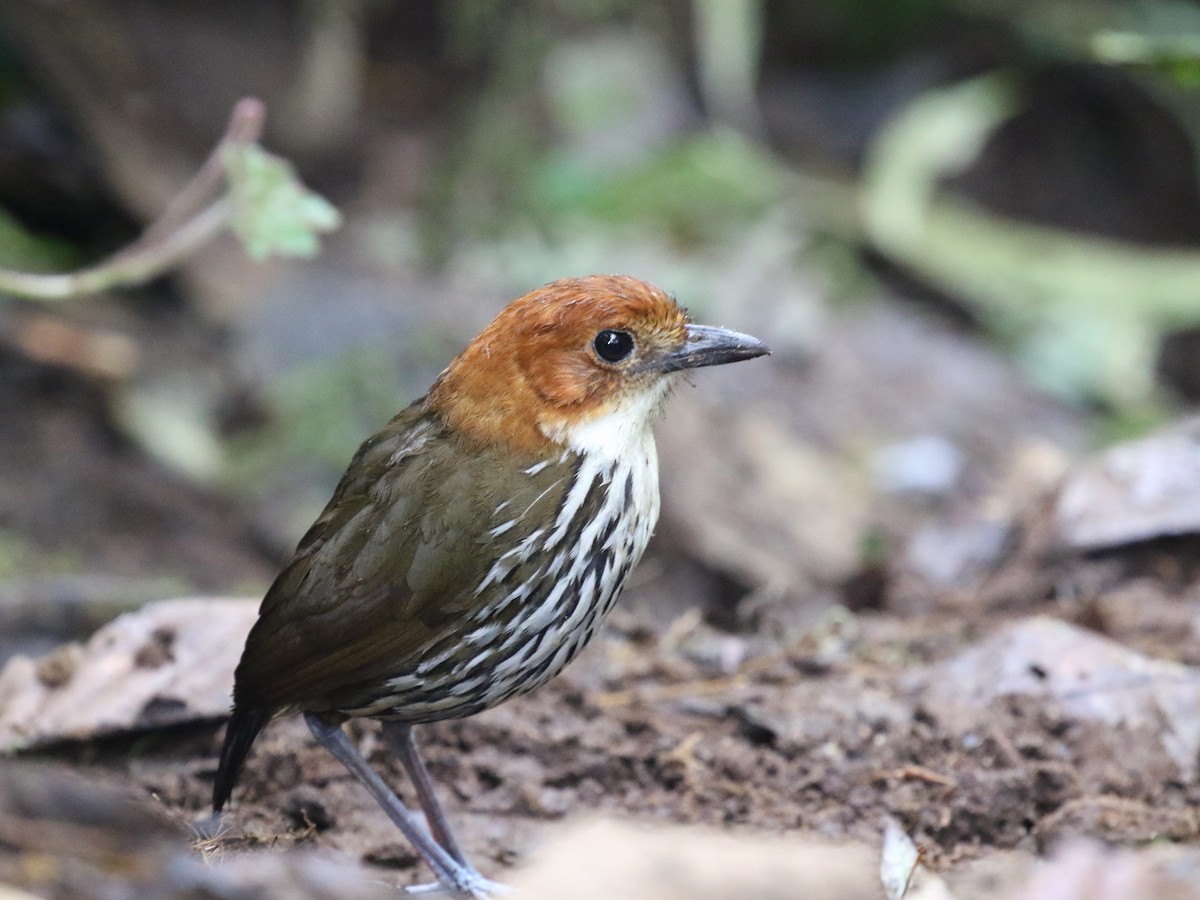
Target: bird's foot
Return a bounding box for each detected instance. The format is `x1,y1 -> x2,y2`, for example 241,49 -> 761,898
191,810 -> 224,841
405,869 -> 514,898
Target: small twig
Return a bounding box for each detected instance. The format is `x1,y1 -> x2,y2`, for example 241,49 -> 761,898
876,764 -> 958,789
0,97 -> 264,302
126,97 -> 264,255
0,201 -> 229,300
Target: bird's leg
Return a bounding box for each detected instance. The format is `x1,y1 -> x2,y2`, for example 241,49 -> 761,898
304,714 -> 508,897
382,722 -> 469,866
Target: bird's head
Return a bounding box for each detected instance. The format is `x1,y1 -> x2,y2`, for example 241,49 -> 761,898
427,275 -> 769,459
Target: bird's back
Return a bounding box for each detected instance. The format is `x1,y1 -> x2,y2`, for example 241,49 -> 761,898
231,402 -> 659,724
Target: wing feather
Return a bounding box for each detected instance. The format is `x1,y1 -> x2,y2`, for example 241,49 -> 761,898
233,403 -> 573,713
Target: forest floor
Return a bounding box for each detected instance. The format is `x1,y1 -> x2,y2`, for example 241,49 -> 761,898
4,300 -> 1200,900
6,456 -> 1200,898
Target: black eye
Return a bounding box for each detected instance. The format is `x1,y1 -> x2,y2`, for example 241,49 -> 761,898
593,329 -> 635,363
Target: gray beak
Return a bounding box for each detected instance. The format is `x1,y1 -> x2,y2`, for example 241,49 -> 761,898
655,323 -> 770,373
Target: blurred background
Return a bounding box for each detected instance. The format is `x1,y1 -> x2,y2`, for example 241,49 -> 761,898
11,3 -> 1200,897
2,0 -> 1200,656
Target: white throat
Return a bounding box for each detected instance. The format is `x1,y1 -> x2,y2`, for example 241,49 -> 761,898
542,379 -> 671,464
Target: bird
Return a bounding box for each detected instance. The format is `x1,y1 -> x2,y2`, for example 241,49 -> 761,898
210,274 -> 769,896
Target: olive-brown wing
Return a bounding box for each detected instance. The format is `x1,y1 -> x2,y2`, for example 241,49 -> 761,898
233,406 -> 574,714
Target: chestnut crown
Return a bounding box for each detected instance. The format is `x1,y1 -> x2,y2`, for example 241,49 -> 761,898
426,275 -> 768,457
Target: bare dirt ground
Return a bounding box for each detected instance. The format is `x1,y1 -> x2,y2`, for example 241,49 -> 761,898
5,4 -> 1200,897
9,530 -> 1200,898
4,308 -> 1200,899
183,587 -> 1200,879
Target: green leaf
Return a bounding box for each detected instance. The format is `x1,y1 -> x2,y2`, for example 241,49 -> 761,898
221,144 -> 341,259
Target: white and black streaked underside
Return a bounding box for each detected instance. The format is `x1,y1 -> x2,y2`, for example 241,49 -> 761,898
361,387 -> 665,722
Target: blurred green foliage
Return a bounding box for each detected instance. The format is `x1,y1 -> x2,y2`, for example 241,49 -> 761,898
223,144 -> 342,259
1017,0 -> 1200,76
532,131 -> 781,243
770,0 -> 948,66
0,530 -> 82,580
226,339 -> 456,536
16,0 -> 1200,503
0,209 -> 79,273
861,68 -> 1200,411
238,349 -> 418,477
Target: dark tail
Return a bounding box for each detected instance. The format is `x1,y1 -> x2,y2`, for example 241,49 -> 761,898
212,705 -> 271,813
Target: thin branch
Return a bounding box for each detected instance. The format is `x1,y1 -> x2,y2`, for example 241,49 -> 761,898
126,97 -> 264,255
0,200 -> 230,300
0,97 -> 265,302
